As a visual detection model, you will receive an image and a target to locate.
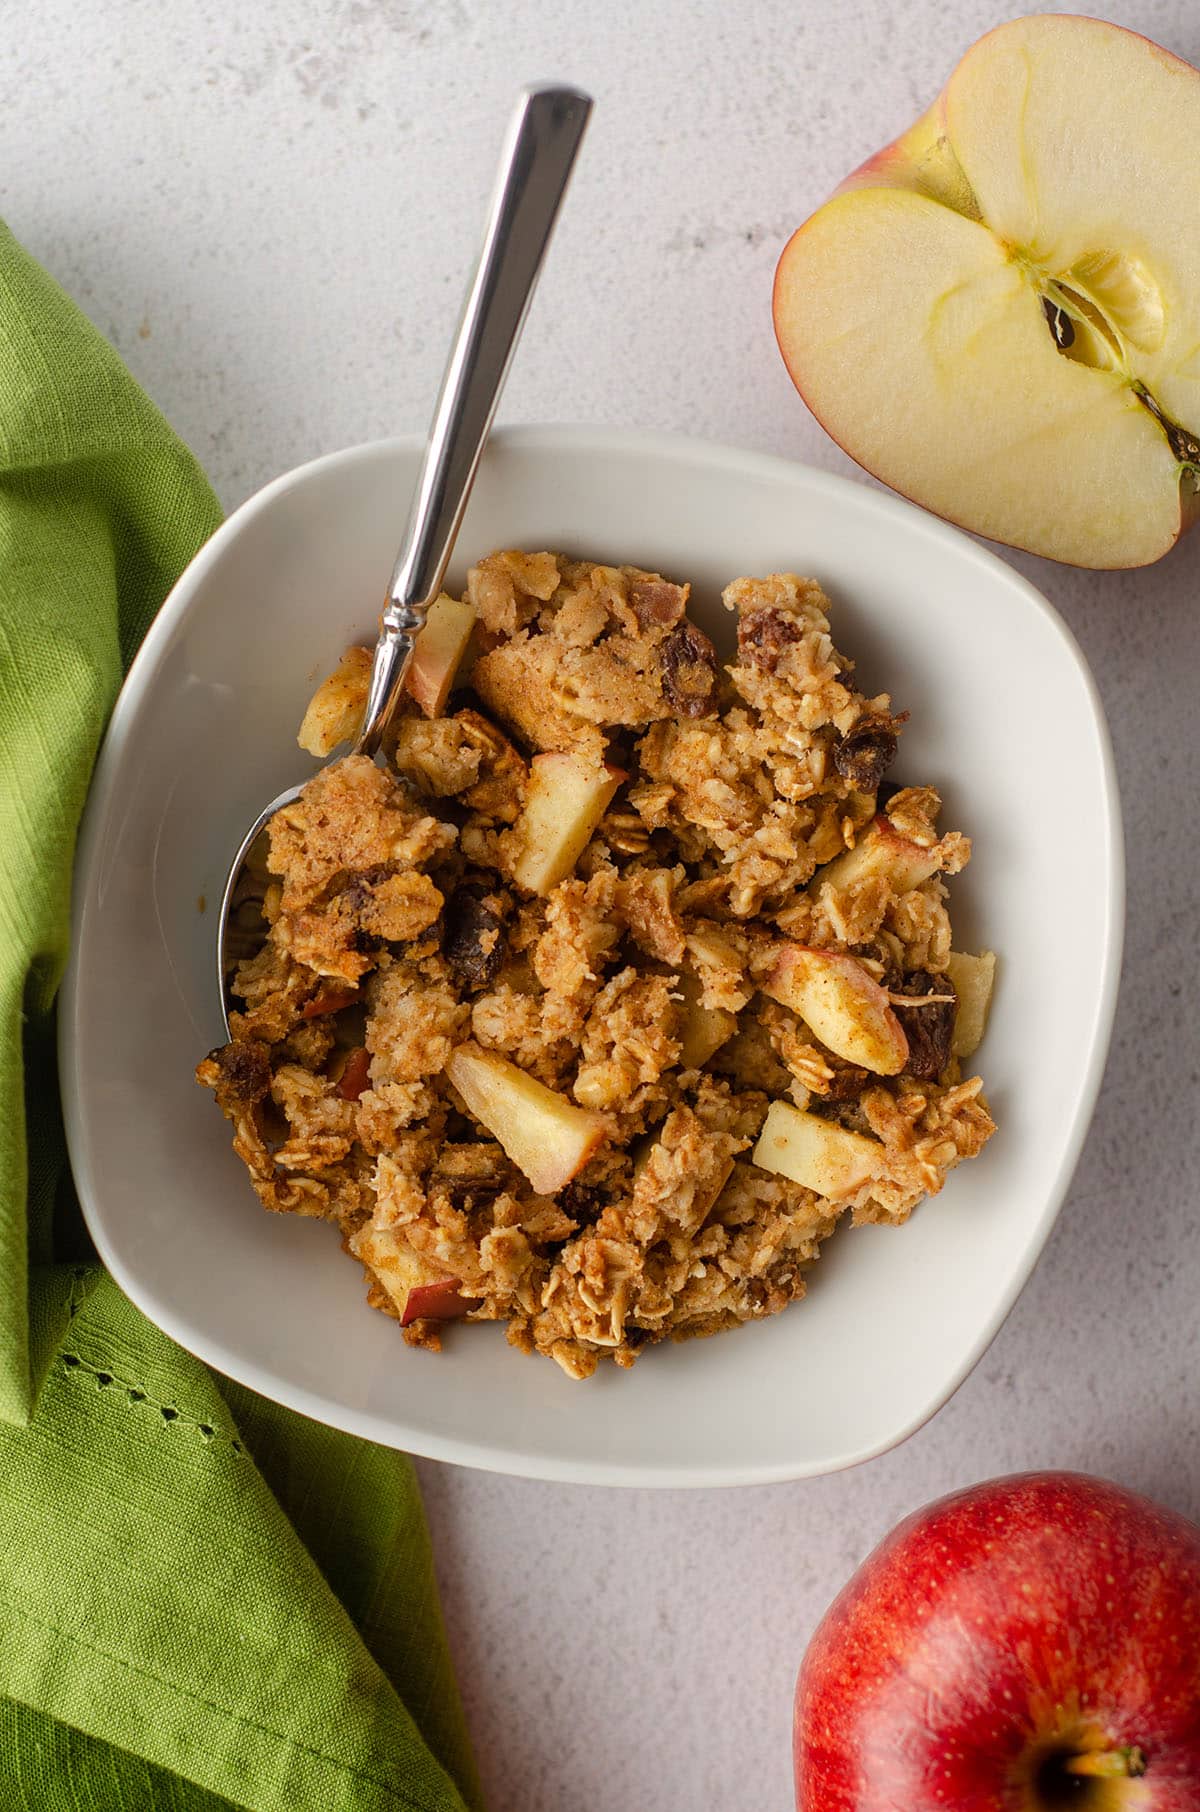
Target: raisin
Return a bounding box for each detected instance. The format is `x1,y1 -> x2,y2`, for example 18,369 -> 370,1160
737,607 -> 803,673
659,620 -> 718,716
558,1180 -> 602,1224
443,887 -> 507,992
333,867 -> 395,941
348,928 -> 386,955
823,1063 -> 870,1102
337,863 -> 396,909
429,1152 -> 511,1210
629,578 -> 687,632
834,713 -> 900,792
891,970 -> 957,1081
209,1039 -> 271,1107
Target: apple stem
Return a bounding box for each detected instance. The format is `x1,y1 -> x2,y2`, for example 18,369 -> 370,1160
1062,1746 -> 1146,1780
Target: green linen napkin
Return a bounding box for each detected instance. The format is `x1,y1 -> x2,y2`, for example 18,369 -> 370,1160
0,223 -> 481,1812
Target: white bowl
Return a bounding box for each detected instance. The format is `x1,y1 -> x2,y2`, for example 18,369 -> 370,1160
61,427 -> 1122,1487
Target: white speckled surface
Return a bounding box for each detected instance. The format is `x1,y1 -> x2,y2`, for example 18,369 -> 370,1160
12,2 -> 1200,1805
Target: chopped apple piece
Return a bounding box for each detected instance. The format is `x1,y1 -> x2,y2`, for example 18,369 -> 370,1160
811,816 -> 941,897
503,752 -> 624,896
349,1223 -> 473,1325
946,950 -> 996,1059
401,1279 -> 472,1327
752,1100 -> 882,1199
677,970 -> 738,1068
446,1042 -> 607,1195
762,945 -> 909,1076
406,593 -> 477,718
773,15 -> 1200,568
297,646 -> 372,755
335,1046 -> 372,1101
684,922 -> 755,1013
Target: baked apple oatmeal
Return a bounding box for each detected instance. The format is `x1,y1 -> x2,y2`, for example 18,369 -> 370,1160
198,552 -> 996,1379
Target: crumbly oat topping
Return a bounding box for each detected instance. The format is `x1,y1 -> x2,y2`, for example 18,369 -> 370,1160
198,550 -> 996,1378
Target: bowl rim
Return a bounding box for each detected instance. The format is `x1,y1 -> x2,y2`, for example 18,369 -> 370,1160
60,423 -> 1125,1487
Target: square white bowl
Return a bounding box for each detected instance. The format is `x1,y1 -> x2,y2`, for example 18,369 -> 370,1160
61,427 -> 1122,1486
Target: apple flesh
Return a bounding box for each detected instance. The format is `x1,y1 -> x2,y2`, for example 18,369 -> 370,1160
446,1042 -> 607,1195
753,1099 -> 881,1199
296,646 -> 372,756
406,593 -> 477,718
503,752 -> 624,896
676,970 -> 738,1069
774,15 -> 1200,568
811,816 -> 941,898
945,949 -> 995,1059
795,1471 -> 1200,1809
349,1223 -> 473,1326
762,945 -> 908,1075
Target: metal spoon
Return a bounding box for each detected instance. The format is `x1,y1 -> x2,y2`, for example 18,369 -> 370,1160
216,83 -> 592,1033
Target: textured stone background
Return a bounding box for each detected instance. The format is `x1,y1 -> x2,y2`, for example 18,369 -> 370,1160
9,2 -> 1199,1806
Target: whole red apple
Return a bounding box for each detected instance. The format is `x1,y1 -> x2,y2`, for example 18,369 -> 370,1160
795,1472 -> 1200,1809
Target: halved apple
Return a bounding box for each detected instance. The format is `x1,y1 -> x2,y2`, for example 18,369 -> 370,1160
774,15 -> 1200,568
945,949 -> 996,1059
811,816 -> 941,897
762,945 -> 908,1075
406,593 -> 477,718
752,1100 -> 882,1199
503,752 -> 624,896
446,1043 -> 607,1194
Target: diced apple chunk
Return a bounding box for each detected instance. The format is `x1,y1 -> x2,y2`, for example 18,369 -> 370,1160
946,950 -> 996,1059
297,646 -> 372,755
446,1043 -> 607,1195
811,816 -> 942,896
406,593 -> 477,718
401,1279 -> 472,1327
677,970 -> 738,1068
349,1223 -> 472,1325
752,1100 -> 882,1199
762,945 -> 909,1075
503,752 -> 624,896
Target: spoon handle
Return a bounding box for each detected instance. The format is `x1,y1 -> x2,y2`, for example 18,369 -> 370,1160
356,82 -> 592,754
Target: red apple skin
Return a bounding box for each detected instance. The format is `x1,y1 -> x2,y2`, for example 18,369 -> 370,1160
795,1472 -> 1200,1810
400,1279 -> 472,1327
